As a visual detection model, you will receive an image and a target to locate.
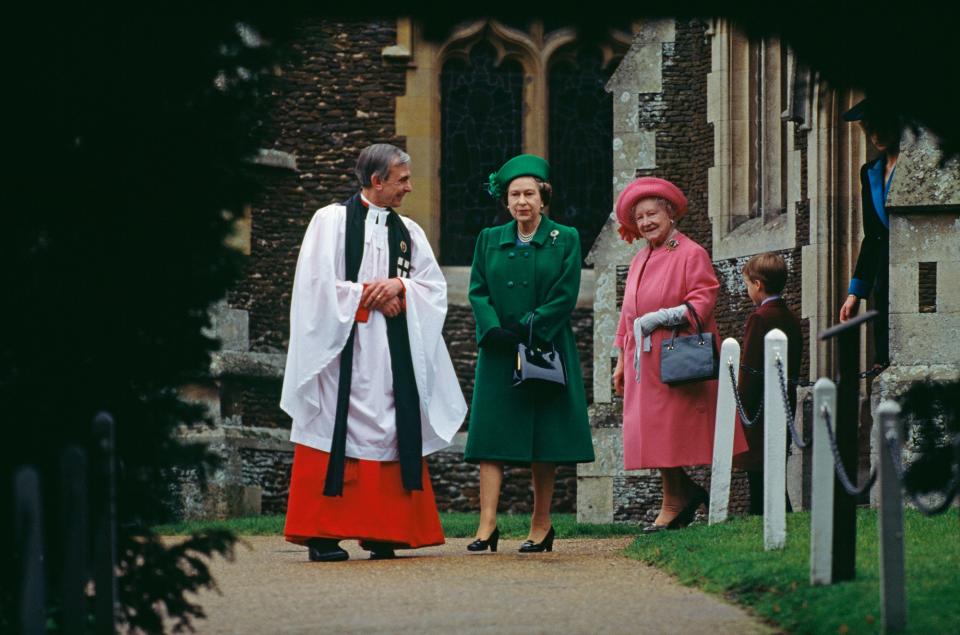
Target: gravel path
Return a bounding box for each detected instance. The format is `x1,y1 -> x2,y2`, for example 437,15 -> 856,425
189,536 -> 771,634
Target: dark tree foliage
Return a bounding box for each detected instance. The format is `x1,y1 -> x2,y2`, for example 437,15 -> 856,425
3,6 -> 298,632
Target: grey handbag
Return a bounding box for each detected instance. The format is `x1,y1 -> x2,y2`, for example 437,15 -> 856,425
513,316 -> 566,388
659,302 -> 719,385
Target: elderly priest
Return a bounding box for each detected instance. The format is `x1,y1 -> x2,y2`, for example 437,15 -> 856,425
280,143 -> 466,561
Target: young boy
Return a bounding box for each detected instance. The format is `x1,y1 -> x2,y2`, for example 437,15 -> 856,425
732,253 -> 803,515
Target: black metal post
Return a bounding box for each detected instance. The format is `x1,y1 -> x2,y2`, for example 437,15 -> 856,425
14,466 -> 45,635
61,447 -> 88,635
92,412 -> 118,634
820,310 -> 876,582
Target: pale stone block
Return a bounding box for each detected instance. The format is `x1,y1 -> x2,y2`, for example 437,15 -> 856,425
613,131 -> 656,172
613,93 -> 639,133
801,244 -> 818,321
578,428 -> 625,478
207,301 -> 249,352
713,212 -> 794,261
394,97 -> 437,137
712,125 -> 732,166
225,484 -> 262,517
787,149 -> 802,207
938,260 -> 960,313
888,263 -> 919,315
576,476 -> 614,524
888,313 -> 960,365
706,70 -> 726,125
889,212 -> 960,264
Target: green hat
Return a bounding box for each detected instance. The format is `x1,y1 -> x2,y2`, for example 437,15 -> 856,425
486,154 -> 550,199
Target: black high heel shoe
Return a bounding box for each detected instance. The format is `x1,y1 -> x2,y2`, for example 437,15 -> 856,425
467,526 -> 500,552
642,485 -> 710,534
671,484 -> 709,528
518,526 -> 555,553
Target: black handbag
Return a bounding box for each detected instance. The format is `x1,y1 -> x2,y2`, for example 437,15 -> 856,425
659,302 -> 719,385
513,316 -> 566,388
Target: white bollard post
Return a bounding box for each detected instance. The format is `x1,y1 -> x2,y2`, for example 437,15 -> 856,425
877,400 -> 907,632
764,328 -> 787,550
710,338 -> 741,525
810,378 -> 837,585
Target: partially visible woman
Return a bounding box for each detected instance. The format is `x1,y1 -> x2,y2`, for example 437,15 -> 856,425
612,177 -> 747,532
838,98 -> 905,368
464,154 -> 594,553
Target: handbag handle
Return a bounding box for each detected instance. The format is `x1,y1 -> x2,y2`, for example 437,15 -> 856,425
526,313 -> 536,348
683,301 -> 706,336
667,301 -> 707,349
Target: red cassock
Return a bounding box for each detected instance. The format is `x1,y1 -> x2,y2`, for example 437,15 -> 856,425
284,444 -> 445,548
732,297 -> 804,471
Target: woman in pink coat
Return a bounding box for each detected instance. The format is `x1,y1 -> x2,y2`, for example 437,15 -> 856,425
612,177 -> 747,533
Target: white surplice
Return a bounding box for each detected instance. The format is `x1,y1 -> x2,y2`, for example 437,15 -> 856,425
280,197 -> 467,461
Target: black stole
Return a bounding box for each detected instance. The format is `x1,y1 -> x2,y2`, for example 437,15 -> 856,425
323,193 -> 424,496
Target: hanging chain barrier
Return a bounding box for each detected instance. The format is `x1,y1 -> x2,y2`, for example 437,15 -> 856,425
776,356 -> 809,450
738,362 -> 889,385
724,350 -> 956,511
882,429 -> 960,516
820,402 -> 960,514
727,361 -> 762,427
821,404 -> 878,496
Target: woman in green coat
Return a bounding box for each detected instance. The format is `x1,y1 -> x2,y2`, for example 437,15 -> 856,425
464,154 -> 594,554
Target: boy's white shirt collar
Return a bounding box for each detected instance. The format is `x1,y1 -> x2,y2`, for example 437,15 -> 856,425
760,294 -> 781,306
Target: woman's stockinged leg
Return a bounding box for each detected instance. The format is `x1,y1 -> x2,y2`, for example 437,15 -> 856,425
529,462 -> 556,542
477,461 -> 504,539
655,467 -> 687,525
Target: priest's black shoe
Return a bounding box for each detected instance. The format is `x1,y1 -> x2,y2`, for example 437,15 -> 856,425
360,541 -> 397,560
518,526 -> 554,553
307,538 -> 349,562
466,526 -> 499,552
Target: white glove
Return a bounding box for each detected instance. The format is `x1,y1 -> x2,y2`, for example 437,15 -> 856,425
632,305 -> 688,380
638,305 -> 688,336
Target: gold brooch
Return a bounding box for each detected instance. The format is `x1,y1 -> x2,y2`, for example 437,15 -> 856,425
666,238 -> 679,251
400,240 -> 408,254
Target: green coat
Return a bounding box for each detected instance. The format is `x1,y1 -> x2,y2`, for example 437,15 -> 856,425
464,216 -> 594,465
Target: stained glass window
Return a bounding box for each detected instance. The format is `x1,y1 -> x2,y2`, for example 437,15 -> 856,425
440,43 -> 523,265
548,47 -> 614,261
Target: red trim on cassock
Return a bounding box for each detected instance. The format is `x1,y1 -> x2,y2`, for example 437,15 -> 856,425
283,444 -> 445,548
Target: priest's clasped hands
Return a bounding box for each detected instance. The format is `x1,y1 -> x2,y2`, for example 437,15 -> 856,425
360,277 -> 405,318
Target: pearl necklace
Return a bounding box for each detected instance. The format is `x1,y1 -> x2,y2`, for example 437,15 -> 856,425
517,218 -> 541,243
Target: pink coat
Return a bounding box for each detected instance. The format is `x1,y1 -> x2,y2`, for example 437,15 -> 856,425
616,232 -> 747,469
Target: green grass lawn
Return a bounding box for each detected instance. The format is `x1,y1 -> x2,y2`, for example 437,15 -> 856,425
153,512 -> 643,539
626,509 -> 960,634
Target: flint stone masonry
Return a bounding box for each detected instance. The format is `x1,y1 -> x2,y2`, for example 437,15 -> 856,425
172,425 -> 292,520
884,128 -> 960,210
426,434 -> 578,514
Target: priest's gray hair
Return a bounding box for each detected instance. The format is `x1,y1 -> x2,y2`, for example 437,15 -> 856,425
355,143 -> 411,187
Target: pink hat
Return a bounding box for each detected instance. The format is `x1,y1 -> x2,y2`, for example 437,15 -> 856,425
615,177 -> 688,243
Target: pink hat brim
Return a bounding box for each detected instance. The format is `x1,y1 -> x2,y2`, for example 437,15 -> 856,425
615,177 -> 688,242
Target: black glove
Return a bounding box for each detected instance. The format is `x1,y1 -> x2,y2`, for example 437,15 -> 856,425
503,319 -> 527,339
480,327 -> 520,352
